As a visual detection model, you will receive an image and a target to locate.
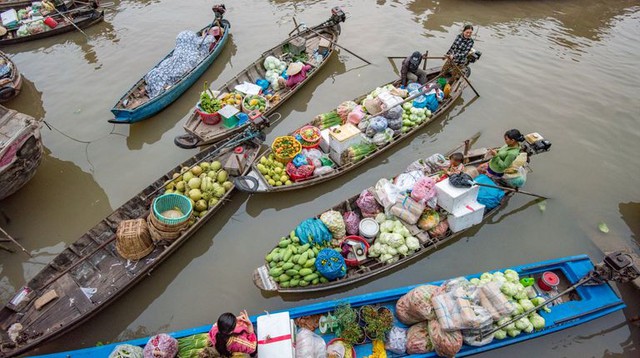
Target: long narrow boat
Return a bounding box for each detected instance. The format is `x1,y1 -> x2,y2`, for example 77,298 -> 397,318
234,61 -> 472,194
33,254 -> 629,358
0,2 -> 103,46
252,134 -> 552,293
0,125 -> 265,358
173,7 -> 346,149
0,104 -> 42,200
109,7 -> 231,124
0,51 -> 21,102
0,0 -> 73,10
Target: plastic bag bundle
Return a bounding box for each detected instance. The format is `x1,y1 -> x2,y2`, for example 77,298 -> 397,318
343,211 -> 360,235
303,148 -> 323,160
347,105 -> 365,125
16,25 -> 29,37
417,209 -> 440,231
363,97 -> 383,114
372,128 -> 393,146
295,218 -> 332,245
320,210 -> 346,239
428,219 -> 449,238
313,166 -> 334,176
386,116 -> 403,130
385,326 -> 408,354
405,158 -> 430,173
394,171 -> 425,192
503,166 -> 527,188
292,153 -> 309,168
286,161 -> 315,182
395,285 -> 440,324
373,178 -> 401,212
384,106 -> 403,120
431,280 -> 493,332
143,333 -> 178,358
337,100 -> 357,121
425,154 -> 449,173
356,190 -> 382,217
411,176 -> 437,203
315,248 -> 347,280
462,325 -> 495,347
109,344 -> 144,358
367,116 -> 388,133
27,20 -> 47,34
358,118 -> 369,131
478,281 -> 515,320
406,321 -> 434,354
389,195 -> 425,225
427,320 -> 463,358
295,328 -> 327,358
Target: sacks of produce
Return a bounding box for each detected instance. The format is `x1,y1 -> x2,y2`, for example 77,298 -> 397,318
424,153 -> 449,174
320,210 -> 346,239
336,100 -> 357,121
363,97 -> 383,114
347,105 -> 365,125
431,279 -> 493,332
394,171 -> 425,192
356,189 -> 382,217
286,161 -> 315,182
406,321 -> 434,354
365,116 -> 388,137
315,248 -> 347,280
371,128 -> 394,146
343,211 -> 360,235
395,285 -> 440,324
143,333 -> 178,358
384,105 -> 403,121
427,320 -> 463,358
295,218 -> 332,245
411,177 -> 437,204
385,326 -> 408,354
389,195 -> 425,225
109,344 -> 144,358
295,328 -> 326,358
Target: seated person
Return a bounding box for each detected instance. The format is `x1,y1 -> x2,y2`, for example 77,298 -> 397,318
400,51 -> 428,88
444,152 -> 465,176
209,311 -> 257,357
277,62 -> 312,89
478,129 -> 525,177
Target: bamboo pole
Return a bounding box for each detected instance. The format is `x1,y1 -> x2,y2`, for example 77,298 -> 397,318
0,226 -> 31,257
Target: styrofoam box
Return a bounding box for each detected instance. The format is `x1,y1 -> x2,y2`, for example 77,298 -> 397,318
257,311 -> 295,358
435,177 -> 479,213
319,126 -> 338,152
448,201 -> 485,232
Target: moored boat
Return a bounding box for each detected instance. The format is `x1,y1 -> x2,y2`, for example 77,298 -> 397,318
233,57 -> 476,194
0,123 -> 266,357
252,133 -> 552,293
0,51 -> 21,102
109,5 -> 231,124
31,254 -> 634,358
0,104 -> 42,200
173,7 -> 346,149
0,1 -> 103,46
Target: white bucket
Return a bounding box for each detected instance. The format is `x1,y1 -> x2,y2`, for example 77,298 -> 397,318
358,218 -> 379,243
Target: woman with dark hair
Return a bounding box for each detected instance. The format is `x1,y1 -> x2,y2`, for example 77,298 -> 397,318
445,24 -> 475,66
483,129 -> 525,177
209,311 -> 257,357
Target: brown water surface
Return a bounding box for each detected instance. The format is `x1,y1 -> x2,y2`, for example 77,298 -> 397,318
1,0 -> 639,356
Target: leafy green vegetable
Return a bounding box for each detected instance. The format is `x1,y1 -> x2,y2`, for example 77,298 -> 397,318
598,222 -> 609,233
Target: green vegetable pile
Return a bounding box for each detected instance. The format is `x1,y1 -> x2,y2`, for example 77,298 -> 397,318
177,333 -> 211,358
314,111 -> 342,129
266,231 -> 331,288
199,82 -> 223,114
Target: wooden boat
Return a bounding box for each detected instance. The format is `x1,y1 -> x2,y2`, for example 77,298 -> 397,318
0,51 -> 21,102
173,7 -> 346,149
0,0 -> 73,10
252,134 -> 552,293
33,254 -> 627,358
0,126 -> 265,358
233,63 -> 471,194
0,104 -> 42,200
109,8 -> 231,124
0,2 -> 103,46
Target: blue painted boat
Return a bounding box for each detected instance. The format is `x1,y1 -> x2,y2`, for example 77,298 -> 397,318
33,254 -> 625,358
109,11 -> 230,124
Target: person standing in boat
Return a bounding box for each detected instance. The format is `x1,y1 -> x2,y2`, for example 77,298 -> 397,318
400,51 -> 428,88
209,311 -> 257,357
441,24 -> 475,76
479,129 -> 525,177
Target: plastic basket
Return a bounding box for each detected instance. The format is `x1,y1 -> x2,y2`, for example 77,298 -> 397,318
341,235 -> 370,267
315,248 -> 347,280
242,95 -> 269,114
196,106 -> 221,125
152,193 -> 193,225
272,136 -> 302,164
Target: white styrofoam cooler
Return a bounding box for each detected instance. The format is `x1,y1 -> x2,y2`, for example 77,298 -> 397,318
448,201 -> 486,232
319,126 -> 338,152
435,177 -> 479,213
257,311 -> 295,358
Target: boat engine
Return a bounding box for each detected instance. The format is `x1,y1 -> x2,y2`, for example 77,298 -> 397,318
467,48 -> 482,64
587,251 -> 640,285
522,132 -> 552,156
330,7 -> 346,24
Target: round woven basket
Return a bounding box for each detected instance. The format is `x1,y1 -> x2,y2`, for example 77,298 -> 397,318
147,212 -> 190,242
115,219 -> 155,260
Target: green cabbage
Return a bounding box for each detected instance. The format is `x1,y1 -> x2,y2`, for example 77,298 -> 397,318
494,329 -> 507,340
513,289 -> 529,300
387,233 -> 405,248
507,329 -> 521,338
504,269 -> 519,282
500,282 -> 518,297
523,323 -> 534,334
519,299 -> 534,311
513,302 -> 524,315
380,220 -> 395,233
397,244 -> 409,256
405,236 -> 419,251
375,213 -> 387,223
470,278 -> 481,285
515,317 -> 530,331
480,272 -> 493,281
529,313 -> 545,330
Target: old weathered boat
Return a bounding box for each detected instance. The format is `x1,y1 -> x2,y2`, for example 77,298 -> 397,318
252,134 -> 552,293
173,7 -> 346,149
0,105 -> 42,201
0,0 -> 73,10
109,6 -> 231,124
0,2 -> 103,46
33,254 -> 632,358
234,62 -> 472,194
0,124 -> 265,357
0,51 -> 22,102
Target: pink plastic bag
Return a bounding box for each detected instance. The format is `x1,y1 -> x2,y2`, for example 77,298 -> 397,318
356,190 -> 382,217
143,333 -> 178,358
347,105 -> 365,125
411,177 -> 437,203
343,211 -> 360,235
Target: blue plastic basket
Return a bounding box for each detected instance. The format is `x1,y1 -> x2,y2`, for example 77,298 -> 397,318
315,248 -> 347,280
152,193 -> 193,225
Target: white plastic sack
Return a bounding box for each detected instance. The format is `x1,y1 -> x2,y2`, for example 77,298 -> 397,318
394,170 -> 425,192
385,326 -> 408,354
295,328 -> 326,358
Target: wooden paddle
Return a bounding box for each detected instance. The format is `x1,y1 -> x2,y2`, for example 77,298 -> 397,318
449,60 -> 480,97
0,226 -> 31,257
44,0 -> 91,39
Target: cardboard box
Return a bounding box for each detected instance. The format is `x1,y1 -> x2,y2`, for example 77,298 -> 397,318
1,9 -> 18,27
328,123 -> 365,165
257,311 -> 295,358
318,38 -> 331,56
286,37 -> 306,56
435,178 -> 479,213
448,201 -> 486,232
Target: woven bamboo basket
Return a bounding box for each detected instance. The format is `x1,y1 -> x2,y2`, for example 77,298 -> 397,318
115,219 -> 155,260
147,213 -> 190,242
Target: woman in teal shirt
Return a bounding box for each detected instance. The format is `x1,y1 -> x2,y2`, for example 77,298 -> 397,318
486,129 -> 525,177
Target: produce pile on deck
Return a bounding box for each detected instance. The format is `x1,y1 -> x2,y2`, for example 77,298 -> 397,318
253,80 -> 451,188
107,267 -> 557,358
1,3 -> 69,38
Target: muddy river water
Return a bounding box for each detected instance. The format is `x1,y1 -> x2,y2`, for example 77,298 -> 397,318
0,0 -> 639,356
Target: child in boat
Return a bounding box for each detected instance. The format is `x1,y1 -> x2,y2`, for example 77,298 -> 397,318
209,311 -> 257,357
278,62 -> 312,89
445,152 -> 465,176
